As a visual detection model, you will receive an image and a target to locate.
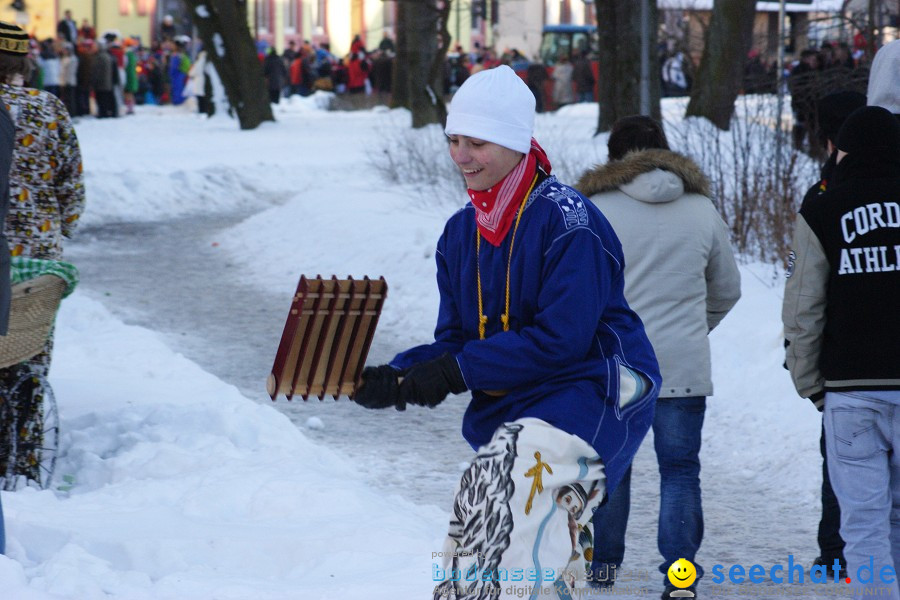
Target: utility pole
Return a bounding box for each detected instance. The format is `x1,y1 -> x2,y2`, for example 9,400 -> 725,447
485,0 -> 492,49
455,0 -> 461,45
775,0 -> 786,182
639,0 -> 650,116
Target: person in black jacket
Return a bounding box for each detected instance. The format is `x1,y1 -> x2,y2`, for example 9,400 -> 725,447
263,48 -> 287,104
789,49 -> 823,156
525,62 -> 549,113
796,89 -> 866,580
56,10 -> 78,45
572,50 -> 595,103
783,106 -> 900,599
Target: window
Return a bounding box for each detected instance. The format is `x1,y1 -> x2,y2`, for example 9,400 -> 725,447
286,0 -> 301,33
540,32 -> 569,65
352,0 -> 364,39
472,0 -> 485,24
383,0 -> 396,32
559,0 -> 570,24
256,0 -> 274,34
317,0 -> 327,30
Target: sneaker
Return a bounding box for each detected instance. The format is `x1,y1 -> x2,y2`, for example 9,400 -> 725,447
812,556 -> 847,580
662,585 -> 697,599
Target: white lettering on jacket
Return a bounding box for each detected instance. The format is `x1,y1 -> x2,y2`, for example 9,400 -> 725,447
841,202 -> 900,243
838,244 -> 900,274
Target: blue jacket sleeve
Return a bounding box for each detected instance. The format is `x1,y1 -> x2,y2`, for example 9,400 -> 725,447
457,226 -> 613,391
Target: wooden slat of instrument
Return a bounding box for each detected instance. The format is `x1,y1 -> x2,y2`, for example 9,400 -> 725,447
267,275 -> 387,401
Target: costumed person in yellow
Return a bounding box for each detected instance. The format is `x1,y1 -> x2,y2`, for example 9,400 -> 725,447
354,66 -> 660,599
0,21 -> 85,483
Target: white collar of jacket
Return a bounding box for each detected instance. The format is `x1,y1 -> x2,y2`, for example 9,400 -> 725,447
575,148 -> 710,200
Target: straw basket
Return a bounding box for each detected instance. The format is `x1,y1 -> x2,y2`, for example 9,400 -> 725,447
0,274 -> 67,369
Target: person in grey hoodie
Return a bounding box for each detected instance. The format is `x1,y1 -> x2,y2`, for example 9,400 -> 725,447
867,39 -> 899,118
576,115 -> 741,600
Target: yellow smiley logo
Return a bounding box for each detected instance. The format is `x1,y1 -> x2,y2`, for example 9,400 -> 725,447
667,558 -> 697,588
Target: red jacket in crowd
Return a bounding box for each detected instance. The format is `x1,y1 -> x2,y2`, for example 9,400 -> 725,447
347,55 -> 368,90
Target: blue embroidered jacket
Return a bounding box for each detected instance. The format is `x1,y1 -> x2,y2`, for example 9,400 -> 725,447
391,175 -> 660,493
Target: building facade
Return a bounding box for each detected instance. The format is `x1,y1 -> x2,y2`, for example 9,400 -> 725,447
3,0 -> 892,62
253,0 -> 398,56
2,0 -> 155,45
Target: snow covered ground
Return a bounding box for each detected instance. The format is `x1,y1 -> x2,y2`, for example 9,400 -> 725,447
0,96 -> 845,599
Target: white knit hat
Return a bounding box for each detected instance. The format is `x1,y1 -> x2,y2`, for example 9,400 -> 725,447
445,65 -> 535,154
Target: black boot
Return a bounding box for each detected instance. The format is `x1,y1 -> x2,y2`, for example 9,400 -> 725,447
812,556 -> 847,581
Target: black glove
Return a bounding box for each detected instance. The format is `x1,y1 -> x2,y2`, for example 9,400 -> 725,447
399,353 -> 467,408
353,365 -> 405,411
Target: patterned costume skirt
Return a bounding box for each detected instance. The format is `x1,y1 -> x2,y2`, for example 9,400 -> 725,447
433,417 -> 606,600
0,336 -> 52,485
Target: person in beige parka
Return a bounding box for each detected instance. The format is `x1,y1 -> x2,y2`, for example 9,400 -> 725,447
576,115 -> 741,600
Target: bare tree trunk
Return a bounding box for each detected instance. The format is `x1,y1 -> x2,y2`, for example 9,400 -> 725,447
396,0 -> 450,128
685,0 -> 756,130
593,0 -> 661,134
391,1 -> 410,109
185,0 -> 274,130
867,0 -> 877,61
427,0 -> 452,125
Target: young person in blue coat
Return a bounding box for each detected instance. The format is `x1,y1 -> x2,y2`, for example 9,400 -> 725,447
354,65 -> 660,600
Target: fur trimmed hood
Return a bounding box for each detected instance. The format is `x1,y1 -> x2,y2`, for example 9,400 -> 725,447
575,148 -> 710,199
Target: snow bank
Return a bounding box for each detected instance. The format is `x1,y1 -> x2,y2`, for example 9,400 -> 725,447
1,294 -> 444,599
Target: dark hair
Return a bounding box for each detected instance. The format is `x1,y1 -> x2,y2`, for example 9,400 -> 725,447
815,90 -> 866,148
607,115 -> 669,161
0,52 -> 34,84
800,48 -> 820,62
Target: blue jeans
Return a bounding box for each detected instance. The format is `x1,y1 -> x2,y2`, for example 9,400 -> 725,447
0,492 -> 5,554
592,396 -> 706,585
819,422 -> 845,562
590,466 -> 630,586
824,390 -> 900,600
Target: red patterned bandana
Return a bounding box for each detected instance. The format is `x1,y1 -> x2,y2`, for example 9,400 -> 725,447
468,139 -> 552,246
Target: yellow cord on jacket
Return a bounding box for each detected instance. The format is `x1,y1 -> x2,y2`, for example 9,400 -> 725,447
476,174 -> 538,340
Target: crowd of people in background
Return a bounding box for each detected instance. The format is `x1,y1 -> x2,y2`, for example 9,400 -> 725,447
15,11 -> 216,121
256,27 -> 879,132
7,9 -> 891,168
258,33 -> 600,114
783,39 -> 871,158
